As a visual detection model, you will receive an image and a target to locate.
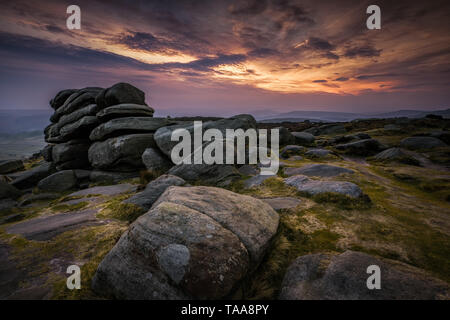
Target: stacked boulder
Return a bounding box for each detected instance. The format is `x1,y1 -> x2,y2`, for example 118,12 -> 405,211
43,83 -> 165,176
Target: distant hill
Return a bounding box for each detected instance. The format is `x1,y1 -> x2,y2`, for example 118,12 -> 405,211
0,109 -> 51,134
257,108 -> 450,123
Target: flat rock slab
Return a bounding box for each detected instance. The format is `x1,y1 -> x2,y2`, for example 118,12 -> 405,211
6,209 -> 103,241
58,196 -> 102,206
68,183 -> 137,197
244,174 -> 276,188
261,197 -> 302,210
285,175 -> 363,198
285,164 -> 354,177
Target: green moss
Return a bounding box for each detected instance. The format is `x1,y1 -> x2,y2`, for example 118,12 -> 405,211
311,192 -> 372,210
51,202 -> 89,213
98,195 -> 145,223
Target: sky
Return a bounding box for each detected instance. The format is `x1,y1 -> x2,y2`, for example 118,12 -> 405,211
0,0 -> 449,117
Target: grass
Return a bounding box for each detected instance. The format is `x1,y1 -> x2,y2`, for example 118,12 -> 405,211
51,202 -> 89,213
97,195 -> 145,223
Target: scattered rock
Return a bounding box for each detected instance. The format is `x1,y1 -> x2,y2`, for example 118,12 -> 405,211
280,145 -> 306,159
262,197 -> 301,210
89,170 -> 139,184
372,148 -> 421,165
18,193 -> 60,207
284,175 -> 363,198
0,181 -> 21,199
400,137 -> 447,150
124,174 -> 186,210
279,251 -> 449,300
0,160 -> 24,174
304,149 -> 332,158
244,174 -> 276,188
276,127 -> 295,145
287,156 -> 303,161
11,162 -> 56,190
284,164 -> 354,177
384,124 -> 401,131
237,164 -> 259,176
291,132 -> 315,146
52,140 -> 90,168
304,124 -> 346,136
0,213 -> 25,225
37,170 -> 78,192
0,199 -> 17,211
335,139 -> 386,156
88,133 -> 156,171
429,131 -> 450,144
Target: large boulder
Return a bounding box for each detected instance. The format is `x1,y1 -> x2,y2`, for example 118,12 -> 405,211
89,117 -> 172,141
52,140 -> 90,169
0,181 -> 21,199
97,104 -> 155,122
93,186 -> 279,299
142,147 -> 172,173
335,139 -> 386,156
284,164 -> 354,177
291,132 -> 315,146
154,114 -> 256,157
276,127 -> 295,145
279,251 -> 449,300
88,133 -> 156,171
124,174 -> 186,210
96,83 -> 145,109
41,145 -> 53,162
168,164 -> 240,186
11,162 -> 56,190
0,160 -> 24,174
284,175 -> 363,198
304,148 -> 332,159
89,170 -> 139,184
400,137 -> 447,150
37,170 -> 78,192
50,89 -> 77,110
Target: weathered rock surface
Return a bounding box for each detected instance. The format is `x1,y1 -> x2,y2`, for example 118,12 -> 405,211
52,140 -> 90,169
400,137 -> 447,150
51,87 -> 102,123
69,184 -> 138,197
0,181 -> 21,200
89,170 -> 139,184
96,83 -> 145,109
276,127 -> 295,145
41,145 -> 53,162
284,164 -> 354,177
59,116 -> 99,140
88,133 -> 156,171
97,104 -> 155,122
90,117 -> 171,141
372,148 -> 421,165
37,170 -> 77,192
57,104 -> 100,129
93,186 -> 279,299
279,251 -> 449,300
10,162 -> 56,190
142,147 -> 172,173
291,132 -> 315,146
168,164 -> 240,186
6,209 -> 103,241
335,139 -> 386,156
284,175 -> 363,198
0,160 -> 24,174
124,174 -> 186,210
0,199 -> 17,212
50,89 -> 77,110
262,197 -> 301,210
237,164 -> 259,176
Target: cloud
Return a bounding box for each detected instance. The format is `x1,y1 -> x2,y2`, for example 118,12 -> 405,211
344,45 -> 382,58
335,77 -> 349,81
229,0 -> 268,15
313,80 -> 327,83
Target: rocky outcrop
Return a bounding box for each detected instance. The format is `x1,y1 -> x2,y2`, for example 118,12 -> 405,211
304,124 -> 346,136
92,186 -> 279,299
37,170 -> 78,192
279,251 -> 449,300
280,145 -> 306,159
284,164 -> 354,177
0,160 -> 24,174
0,181 -> 21,200
400,137 -> 447,150
291,132 -> 315,146
372,148 -> 421,165
335,139 -> 386,156
168,164 -> 240,186
11,162 -> 56,190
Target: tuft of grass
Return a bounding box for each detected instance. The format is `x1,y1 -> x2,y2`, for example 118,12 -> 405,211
311,192 -> 372,210
97,195 -> 145,223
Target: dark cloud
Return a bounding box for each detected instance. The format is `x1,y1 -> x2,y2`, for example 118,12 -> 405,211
356,73 -> 398,80
313,80 -> 327,83
115,31 -> 185,54
323,52 -> 339,60
308,37 -> 335,51
247,47 -> 279,57
344,45 -> 382,58
335,77 -> 349,81
229,0 -> 268,15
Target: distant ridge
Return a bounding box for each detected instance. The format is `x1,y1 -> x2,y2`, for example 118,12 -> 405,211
257,108 -> 450,123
